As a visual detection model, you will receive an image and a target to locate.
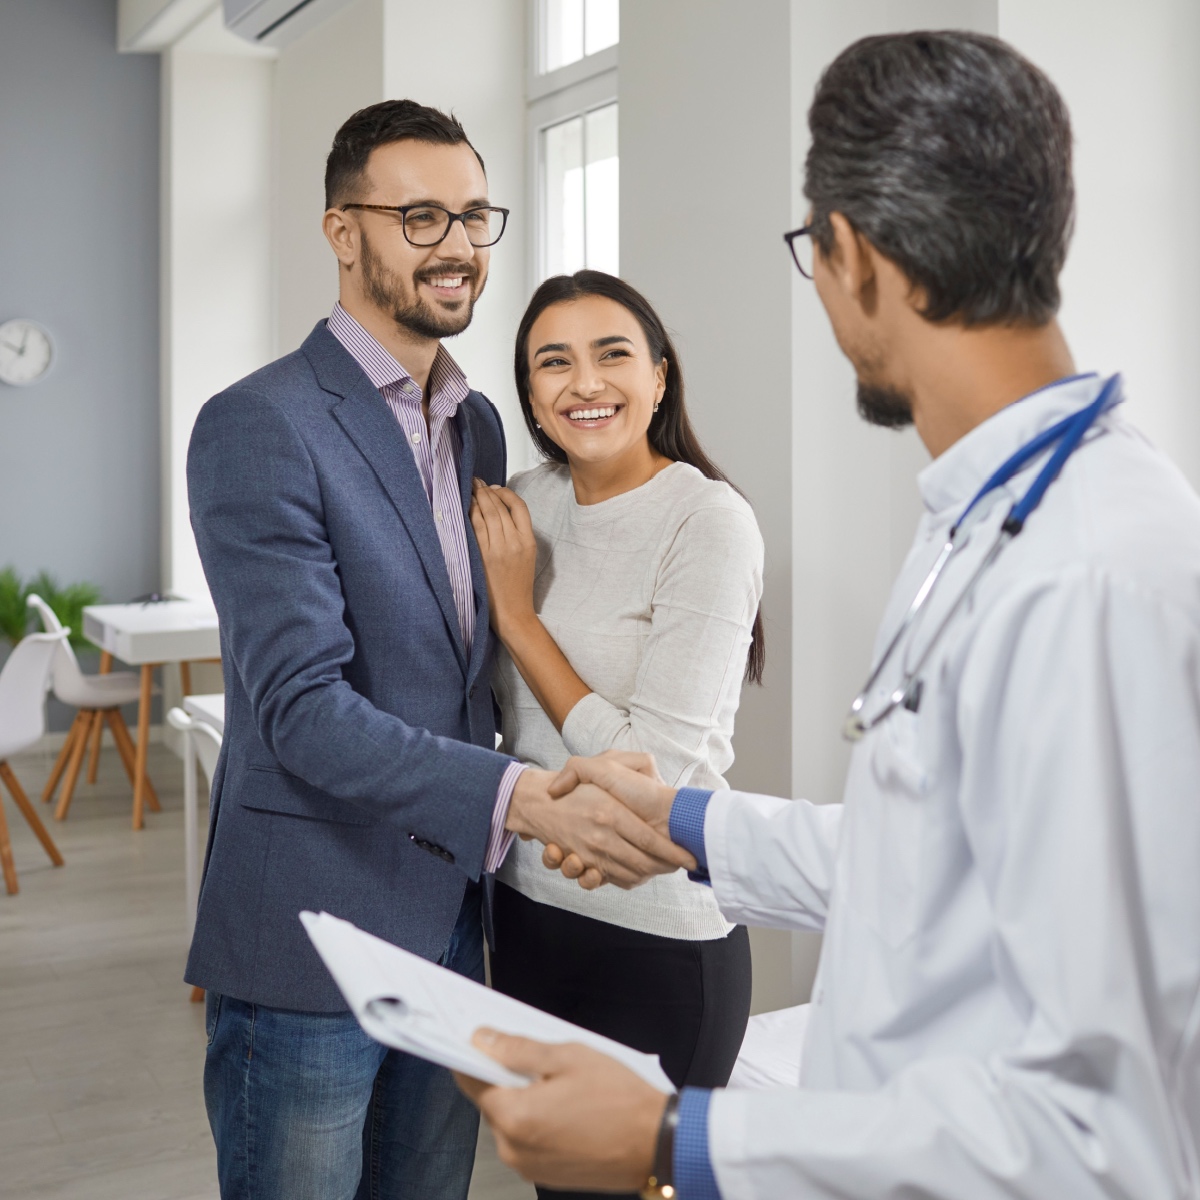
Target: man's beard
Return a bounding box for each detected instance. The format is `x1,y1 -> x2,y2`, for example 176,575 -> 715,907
360,231 -> 482,340
856,381 -> 914,428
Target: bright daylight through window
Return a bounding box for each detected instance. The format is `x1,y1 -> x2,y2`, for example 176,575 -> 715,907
541,0 -> 619,72
534,0 -> 619,280
542,102 -> 618,278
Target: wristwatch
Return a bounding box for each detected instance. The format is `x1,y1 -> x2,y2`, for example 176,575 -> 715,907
641,1091 -> 681,1199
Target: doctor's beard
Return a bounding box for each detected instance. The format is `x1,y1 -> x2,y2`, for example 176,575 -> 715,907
360,230 -> 483,341
857,381 -> 914,428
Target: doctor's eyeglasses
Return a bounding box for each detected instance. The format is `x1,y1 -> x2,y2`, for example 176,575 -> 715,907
783,224 -> 815,278
340,203 -> 510,248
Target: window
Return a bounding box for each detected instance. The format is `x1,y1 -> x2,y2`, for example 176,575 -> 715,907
528,0 -> 619,282
541,103 -> 618,277
541,0 -> 619,73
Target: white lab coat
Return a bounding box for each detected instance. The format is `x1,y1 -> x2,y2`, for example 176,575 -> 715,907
705,376 -> 1200,1198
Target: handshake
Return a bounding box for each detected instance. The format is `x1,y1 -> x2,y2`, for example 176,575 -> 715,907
504,752 -> 695,889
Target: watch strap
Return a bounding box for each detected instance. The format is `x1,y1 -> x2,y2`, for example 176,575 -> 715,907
641,1091 -> 681,1199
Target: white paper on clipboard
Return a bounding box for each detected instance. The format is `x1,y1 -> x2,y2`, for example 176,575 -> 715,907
300,911 -> 675,1093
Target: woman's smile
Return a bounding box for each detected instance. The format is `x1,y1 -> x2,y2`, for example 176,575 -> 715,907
559,402 -> 623,430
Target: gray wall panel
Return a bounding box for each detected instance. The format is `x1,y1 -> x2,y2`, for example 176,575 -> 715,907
0,0 -> 161,614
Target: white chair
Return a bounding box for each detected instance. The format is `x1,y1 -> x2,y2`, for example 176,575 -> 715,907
167,705 -> 222,1003
166,706 -> 222,934
26,594 -> 160,822
0,631 -> 68,894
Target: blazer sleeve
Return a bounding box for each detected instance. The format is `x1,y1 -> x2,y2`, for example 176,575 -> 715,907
187,385 -> 509,880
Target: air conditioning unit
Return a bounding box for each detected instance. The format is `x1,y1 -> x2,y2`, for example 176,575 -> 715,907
222,0 -> 359,47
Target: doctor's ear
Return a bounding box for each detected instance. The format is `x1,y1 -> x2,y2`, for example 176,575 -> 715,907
824,212 -> 879,313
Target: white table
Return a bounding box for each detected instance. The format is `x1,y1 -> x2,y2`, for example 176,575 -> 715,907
181,693 -> 223,936
82,600 -> 220,828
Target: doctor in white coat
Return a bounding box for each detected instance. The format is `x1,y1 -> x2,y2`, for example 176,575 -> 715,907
456,30 -> 1200,1200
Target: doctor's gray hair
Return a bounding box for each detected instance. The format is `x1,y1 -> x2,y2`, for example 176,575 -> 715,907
805,31 -> 1074,327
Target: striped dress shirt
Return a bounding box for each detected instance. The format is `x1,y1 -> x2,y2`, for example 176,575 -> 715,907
327,303 -> 520,871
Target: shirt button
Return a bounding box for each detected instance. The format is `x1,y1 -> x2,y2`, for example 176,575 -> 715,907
411,432 -> 421,444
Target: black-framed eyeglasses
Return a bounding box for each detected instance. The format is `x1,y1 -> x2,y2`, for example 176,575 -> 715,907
341,203 -> 510,248
783,224 -> 815,279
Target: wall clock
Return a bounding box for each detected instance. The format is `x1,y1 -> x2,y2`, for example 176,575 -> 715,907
0,318 -> 55,386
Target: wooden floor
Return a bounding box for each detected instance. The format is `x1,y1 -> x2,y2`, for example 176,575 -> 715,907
0,741 -> 531,1200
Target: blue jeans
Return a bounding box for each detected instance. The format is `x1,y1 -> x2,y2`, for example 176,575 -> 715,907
204,887 -> 484,1200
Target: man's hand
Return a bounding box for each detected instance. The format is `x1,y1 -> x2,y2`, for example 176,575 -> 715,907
542,753 -> 681,890
507,767 -> 694,888
455,1030 -> 668,1192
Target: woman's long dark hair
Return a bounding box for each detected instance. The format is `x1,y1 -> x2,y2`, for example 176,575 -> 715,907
514,270 -> 765,685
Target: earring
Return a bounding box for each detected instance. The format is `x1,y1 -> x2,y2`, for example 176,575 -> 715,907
652,404 -> 660,414
535,422 -> 542,429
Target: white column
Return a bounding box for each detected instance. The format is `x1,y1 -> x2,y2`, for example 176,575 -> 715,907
620,0 -> 1004,1011
620,0 -> 797,1013
160,11 -> 275,603
157,11 -> 275,733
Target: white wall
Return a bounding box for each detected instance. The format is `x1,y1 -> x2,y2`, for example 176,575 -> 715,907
382,0 -> 531,460
787,0 -> 1000,1001
274,0 -> 385,354
1000,0 -> 1200,490
161,0 -> 532,613
161,11 -> 275,603
620,0 -> 797,1014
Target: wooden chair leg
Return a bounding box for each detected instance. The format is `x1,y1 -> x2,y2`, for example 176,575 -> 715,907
107,709 -> 137,781
0,763 -> 63,868
107,710 -> 160,814
180,661 -> 192,697
132,664 -> 155,830
54,714 -> 92,822
86,709 -> 105,785
42,712 -> 85,805
0,770 -> 18,895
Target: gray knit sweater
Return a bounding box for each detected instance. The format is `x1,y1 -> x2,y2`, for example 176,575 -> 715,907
494,460 -> 764,940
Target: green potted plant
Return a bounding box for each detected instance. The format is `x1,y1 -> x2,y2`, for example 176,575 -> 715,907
0,566 -> 103,646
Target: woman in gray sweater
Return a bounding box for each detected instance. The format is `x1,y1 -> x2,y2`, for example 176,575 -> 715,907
470,272 -> 764,1200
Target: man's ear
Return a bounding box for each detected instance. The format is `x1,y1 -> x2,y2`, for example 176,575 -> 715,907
323,208 -> 358,270
824,212 -> 878,315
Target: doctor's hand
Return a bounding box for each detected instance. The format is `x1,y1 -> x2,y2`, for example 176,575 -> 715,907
470,480 -> 537,640
543,753 -> 680,890
454,1029 -> 666,1193
505,767 -> 693,889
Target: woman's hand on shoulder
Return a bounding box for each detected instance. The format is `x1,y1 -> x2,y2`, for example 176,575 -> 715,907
470,480 -> 538,640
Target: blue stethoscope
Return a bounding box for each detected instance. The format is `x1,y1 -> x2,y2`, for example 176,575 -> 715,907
843,374 -> 1124,742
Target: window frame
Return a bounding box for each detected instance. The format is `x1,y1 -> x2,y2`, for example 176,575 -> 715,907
527,0 -> 619,286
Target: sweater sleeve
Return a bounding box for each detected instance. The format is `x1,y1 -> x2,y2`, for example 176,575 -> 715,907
559,501 -> 764,787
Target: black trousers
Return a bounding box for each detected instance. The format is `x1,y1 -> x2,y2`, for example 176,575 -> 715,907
490,882 -> 753,1200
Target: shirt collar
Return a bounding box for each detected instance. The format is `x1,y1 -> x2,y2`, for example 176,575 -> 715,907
327,302 -> 469,417
917,373 -> 1104,518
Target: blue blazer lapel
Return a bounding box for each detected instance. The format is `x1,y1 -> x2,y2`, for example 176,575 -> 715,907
455,401 -> 494,690
304,324 -> 469,672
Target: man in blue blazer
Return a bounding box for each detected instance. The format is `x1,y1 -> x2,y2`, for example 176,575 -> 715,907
185,100 -> 689,1200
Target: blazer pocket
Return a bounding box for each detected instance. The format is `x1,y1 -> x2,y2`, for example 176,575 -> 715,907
239,767 -> 377,826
